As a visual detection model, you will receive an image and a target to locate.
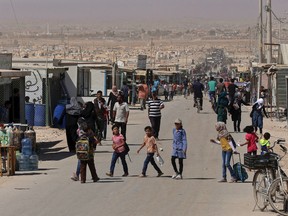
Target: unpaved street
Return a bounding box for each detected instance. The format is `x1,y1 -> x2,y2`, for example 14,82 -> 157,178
0,96 -> 283,216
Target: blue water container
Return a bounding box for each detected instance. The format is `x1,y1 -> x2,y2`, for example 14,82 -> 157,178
21,138 -> 32,156
53,104 -> 66,128
19,154 -> 30,171
25,103 -> 35,126
29,154 -> 39,170
34,104 -> 46,126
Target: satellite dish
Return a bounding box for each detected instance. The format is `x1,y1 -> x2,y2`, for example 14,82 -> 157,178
117,61 -> 125,67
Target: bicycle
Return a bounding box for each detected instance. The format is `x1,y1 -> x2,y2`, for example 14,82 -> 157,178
245,138 -> 287,213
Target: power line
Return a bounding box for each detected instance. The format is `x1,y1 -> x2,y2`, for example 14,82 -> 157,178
9,0 -> 24,54
9,0 -> 20,27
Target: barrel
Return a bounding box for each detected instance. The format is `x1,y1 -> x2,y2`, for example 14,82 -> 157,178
25,103 -> 35,126
34,104 -> 46,126
53,104 -> 66,128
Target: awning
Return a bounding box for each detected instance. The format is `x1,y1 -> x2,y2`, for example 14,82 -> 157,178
153,70 -> 180,75
0,69 -> 31,77
135,69 -> 146,76
135,69 -> 180,76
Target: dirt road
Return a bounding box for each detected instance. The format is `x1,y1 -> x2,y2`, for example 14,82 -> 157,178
0,95 -> 285,216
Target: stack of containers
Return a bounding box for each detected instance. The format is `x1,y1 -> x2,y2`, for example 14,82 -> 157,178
19,137 -> 39,171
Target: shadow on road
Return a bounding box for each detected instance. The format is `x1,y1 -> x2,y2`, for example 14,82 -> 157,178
40,151 -> 74,161
38,140 -> 63,149
14,172 -> 46,176
37,140 -> 74,161
199,112 -> 212,114
95,150 -> 114,153
158,138 -> 173,141
98,178 -> 124,183
125,143 -> 142,146
182,177 -> 216,180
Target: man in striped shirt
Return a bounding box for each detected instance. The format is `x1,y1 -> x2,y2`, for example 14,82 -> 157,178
147,92 -> 164,140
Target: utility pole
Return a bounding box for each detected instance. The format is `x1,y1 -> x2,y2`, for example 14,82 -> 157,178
259,0 -> 263,63
266,0 -> 272,63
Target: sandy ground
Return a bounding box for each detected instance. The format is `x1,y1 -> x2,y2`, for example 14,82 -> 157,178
0,96 -> 287,216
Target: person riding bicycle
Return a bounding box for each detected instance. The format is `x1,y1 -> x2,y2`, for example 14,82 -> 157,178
208,77 -> 217,103
193,78 -> 204,110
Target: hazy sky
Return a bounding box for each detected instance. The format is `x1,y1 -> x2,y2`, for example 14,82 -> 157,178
1,0 -> 288,24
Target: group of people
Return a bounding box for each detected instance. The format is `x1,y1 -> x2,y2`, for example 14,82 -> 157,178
201,76 -> 271,183
67,85 -> 189,183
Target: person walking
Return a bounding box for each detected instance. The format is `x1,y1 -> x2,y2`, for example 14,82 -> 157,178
163,82 -> 169,101
259,132 -> 271,155
120,81 -> 130,103
216,92 -> 229,124
137,126 -> 163,177
183,76 -> 189,99
239,125 -> 258,156
80,101 -> 96,132
216,78 -> 227,96
227,78 -> 238,103
113,94 -> 129,140
100,98 -> 109,140
171,118 -> 187,180
147,92 -> 164,140
229,92 -> 249,132
208,77 -> 217,102
107,85 -> 119,122
251,98 -> 268,134
168,83 -> 174,100
94,90 -> 106,141
137,80 -> 148,110
106,125 -> 129,177
65,97 -> 82,152
77,122 -> 100,183
210,122 -> 237,183
192,78 -> 204,110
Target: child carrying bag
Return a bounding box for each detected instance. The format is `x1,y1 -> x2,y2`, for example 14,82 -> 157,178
76,135 -> 91,161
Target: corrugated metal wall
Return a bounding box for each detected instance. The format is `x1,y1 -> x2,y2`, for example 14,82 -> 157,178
276,68 -> 288,108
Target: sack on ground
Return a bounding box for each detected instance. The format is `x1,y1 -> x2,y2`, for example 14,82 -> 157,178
233,162 -> 248,182
156,155 -> 164,166
76,136 -> 90,161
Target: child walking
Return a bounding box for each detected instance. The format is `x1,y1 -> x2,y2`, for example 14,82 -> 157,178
78,122 -> 99,183
106,125 -> 128,177
239,125 -> 258,155
259,132 -> 271,155
171,118 -> 187,180
71,117 -> 98,181
137,126 -> 163,177
210,122 -> 237,183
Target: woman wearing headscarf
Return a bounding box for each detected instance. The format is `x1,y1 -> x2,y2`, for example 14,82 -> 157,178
107,86 -> 119,122
216,92 -> 229,124
80,102 -> 96,132
210,122 -> 237,183
251,98 -> 268,134
229,92 -> 249,132
65,97 -> 82,152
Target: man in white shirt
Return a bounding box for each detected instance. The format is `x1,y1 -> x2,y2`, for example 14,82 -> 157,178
113,94 -> 129,140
